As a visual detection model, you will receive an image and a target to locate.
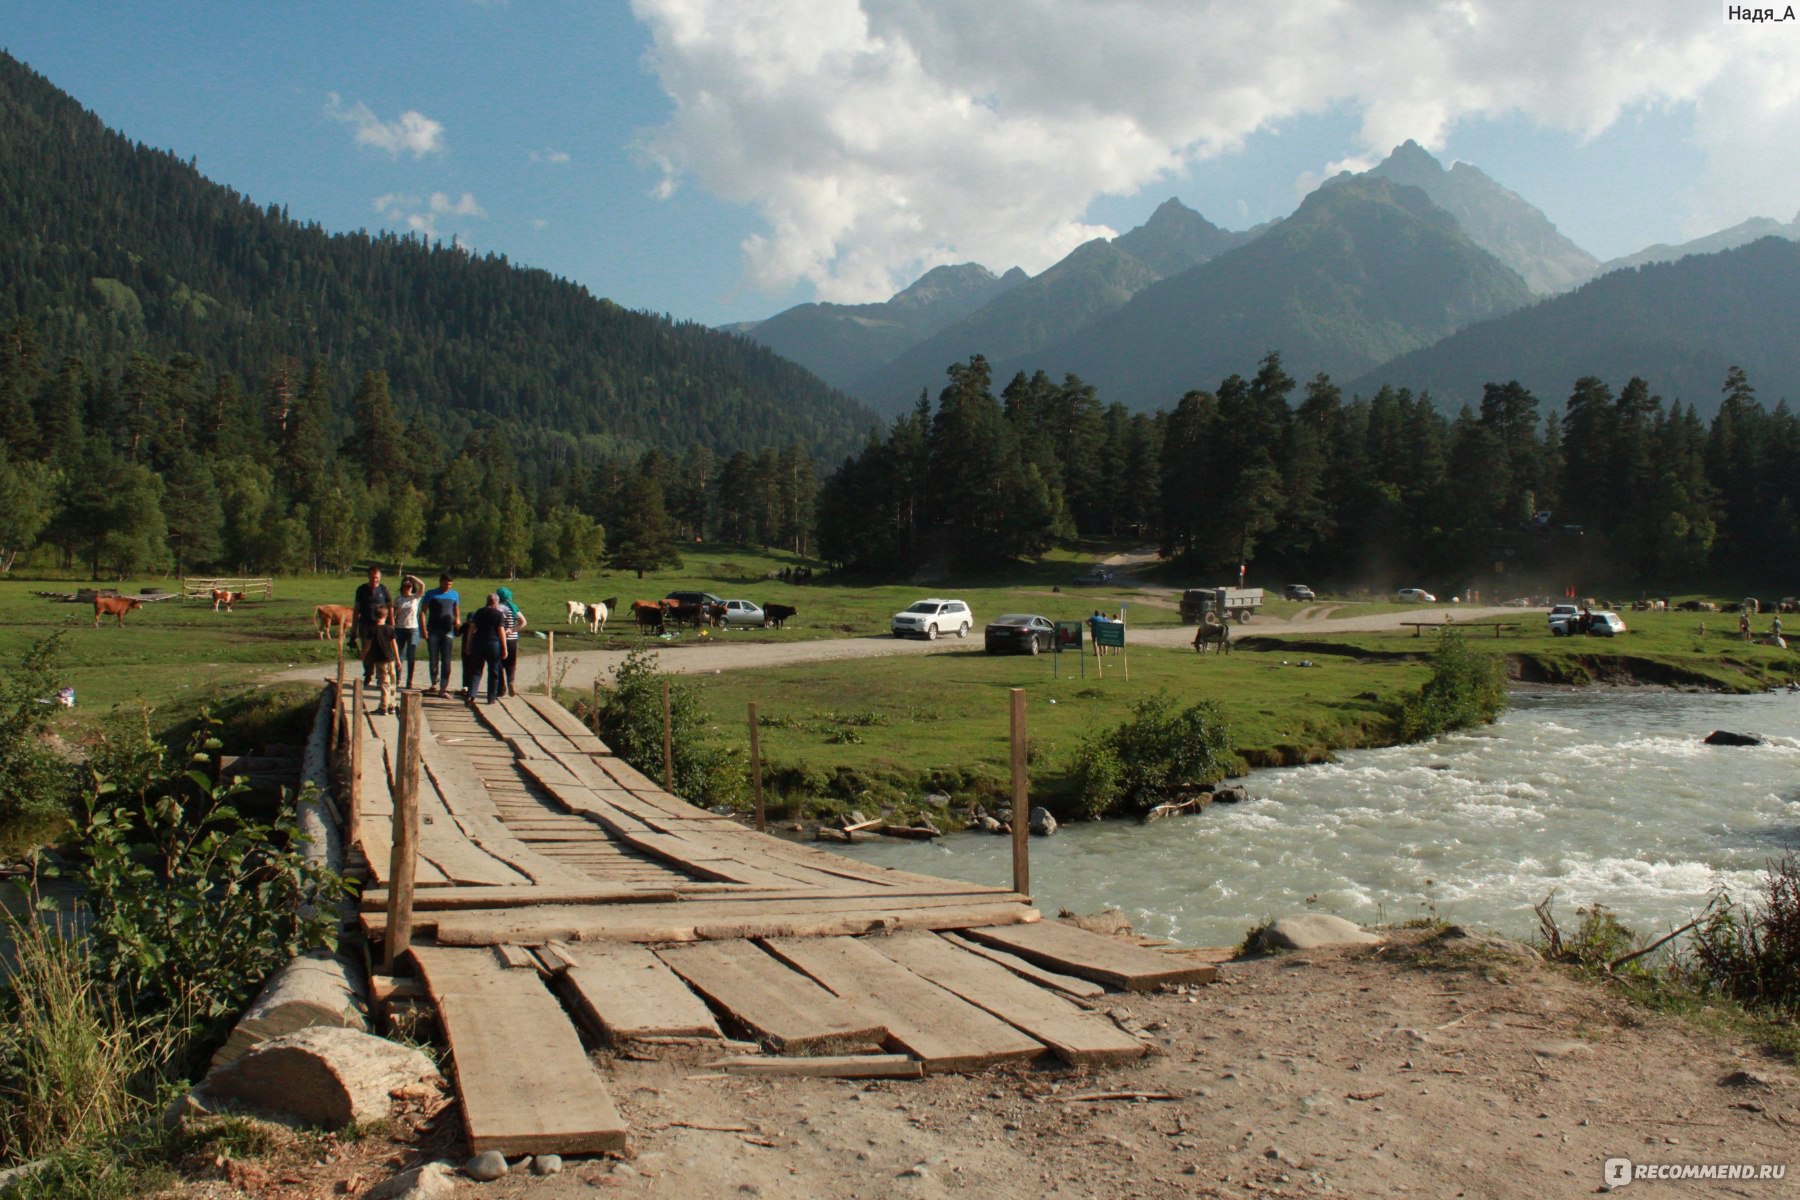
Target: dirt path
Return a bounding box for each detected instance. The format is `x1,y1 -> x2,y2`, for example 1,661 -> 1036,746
270,607 -> 1530,693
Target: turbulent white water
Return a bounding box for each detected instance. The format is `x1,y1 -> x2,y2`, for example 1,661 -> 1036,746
839,689 -> 1800,947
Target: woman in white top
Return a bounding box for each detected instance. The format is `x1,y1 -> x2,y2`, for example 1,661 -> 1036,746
394,576 -> 424,689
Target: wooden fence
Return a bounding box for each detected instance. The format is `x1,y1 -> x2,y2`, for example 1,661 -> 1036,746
182,577 -> 275,601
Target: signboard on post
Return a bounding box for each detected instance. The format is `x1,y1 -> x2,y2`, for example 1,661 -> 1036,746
1092,622 -> 1125,649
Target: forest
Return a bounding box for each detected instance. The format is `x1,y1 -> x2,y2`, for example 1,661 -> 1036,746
818,352 -> 1800,594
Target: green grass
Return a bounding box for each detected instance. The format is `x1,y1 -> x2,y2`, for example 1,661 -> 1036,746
685,638 -> 1427,813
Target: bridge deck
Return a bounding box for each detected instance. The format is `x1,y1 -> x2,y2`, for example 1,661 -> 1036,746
341,688 -> 1214,1157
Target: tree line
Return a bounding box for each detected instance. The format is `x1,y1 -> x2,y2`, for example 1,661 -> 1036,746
0,321 -> 816,580
818,351 -> 1800,593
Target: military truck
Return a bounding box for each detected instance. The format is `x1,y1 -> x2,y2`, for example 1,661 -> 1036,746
1180,586 -> 1264,624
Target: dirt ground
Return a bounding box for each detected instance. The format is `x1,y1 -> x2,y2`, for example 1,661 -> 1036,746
188,927 -> 1798,1200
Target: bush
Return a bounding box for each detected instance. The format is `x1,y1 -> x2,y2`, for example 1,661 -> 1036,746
74,712 -> 349,1063
586,648 -> 726,804
1066,692 -> 1233,819
1398,630 -> 1508,741
1692,853 -> 1800,1015
0,633 -> 76,831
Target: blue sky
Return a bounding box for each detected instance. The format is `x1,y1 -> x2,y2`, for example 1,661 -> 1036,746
2,2 -> 1793,327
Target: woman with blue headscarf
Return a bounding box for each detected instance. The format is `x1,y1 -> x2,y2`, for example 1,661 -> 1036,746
496,586 -> 527,697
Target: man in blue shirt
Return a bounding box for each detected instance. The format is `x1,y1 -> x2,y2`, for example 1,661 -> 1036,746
420,573 -> 461,696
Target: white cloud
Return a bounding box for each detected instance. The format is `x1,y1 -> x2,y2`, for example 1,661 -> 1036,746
327,93 -> 445,158
374,191 -> 485,238
631,0 -> 1798,302
529,148 -> 573,164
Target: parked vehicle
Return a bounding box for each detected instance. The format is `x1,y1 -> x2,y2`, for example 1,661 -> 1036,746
1587,611 -> 1627,637
1397,588 -> 1436,603
1284,584 -> 1316,601
665,590 -> 724,607
891,598 -> 973,640
1548,603 -> 1579,634
1072,569 -> 1113,585
984,613 -> 1056,655
717,599 -> 765,626
1180,587 -> 1264,624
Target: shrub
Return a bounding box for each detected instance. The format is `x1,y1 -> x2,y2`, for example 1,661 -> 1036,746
586,648 -> 726,804
1691,853 -> 1800,1015
1066,692 -> 1233,819
0,633 -> 76,830
74,712 -> 349,1063
1398,629 -> 1508,741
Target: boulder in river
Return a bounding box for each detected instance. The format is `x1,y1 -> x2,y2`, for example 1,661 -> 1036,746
1029,806 -> 1058,836
1258,914 -> 1382,952
1703,730 -> 1763,746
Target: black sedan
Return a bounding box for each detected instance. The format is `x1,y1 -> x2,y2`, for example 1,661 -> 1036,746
984,613 -> 1056,655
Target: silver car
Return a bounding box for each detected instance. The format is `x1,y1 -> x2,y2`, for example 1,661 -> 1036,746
718,599 -> 765,626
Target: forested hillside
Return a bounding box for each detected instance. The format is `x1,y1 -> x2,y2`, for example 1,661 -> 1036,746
1350,239 -> 1800,418
0,52 -> 845,580
0,52 -> 875,466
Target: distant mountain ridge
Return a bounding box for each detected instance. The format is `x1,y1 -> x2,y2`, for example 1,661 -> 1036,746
1599,212 -> 1800,274
737,263 -> 1024,392
992,176 -> 1535,410
1347,237 -> 1800,417
1347,139 -> 1599,294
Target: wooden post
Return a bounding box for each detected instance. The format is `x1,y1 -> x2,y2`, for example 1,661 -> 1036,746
1010,688 -> 1029,898
334,628 -> 347,747
545,629 -> 555,696
384,692 -> 423,972
348,679 -> 364,846
748,701 -> 765,833
661,678 -> 674,793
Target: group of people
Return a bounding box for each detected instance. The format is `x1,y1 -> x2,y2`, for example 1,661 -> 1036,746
351,566 -> 529,710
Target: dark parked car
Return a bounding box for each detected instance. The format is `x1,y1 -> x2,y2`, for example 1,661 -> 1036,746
1072,569 -> 1113,585
1284,584 -> 1315,601
665,590 -> 724,607
984,613 -> 1056,655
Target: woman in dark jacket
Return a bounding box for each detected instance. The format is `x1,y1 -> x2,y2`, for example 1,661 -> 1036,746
463,593 -> 508,704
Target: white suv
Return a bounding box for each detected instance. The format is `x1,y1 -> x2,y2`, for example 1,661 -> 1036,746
891,598 -> 973,640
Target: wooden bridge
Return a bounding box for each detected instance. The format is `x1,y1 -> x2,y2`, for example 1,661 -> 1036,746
339,689 -> 1216,1157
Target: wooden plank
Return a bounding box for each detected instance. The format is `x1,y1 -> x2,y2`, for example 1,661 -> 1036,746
559,944 -> 724,1042
702,1055 -> 922,1080
411,946 -> 627,1155
870,933 -> 1145,1066
367,896 -> 1039,946
941,931 -> 1106,998
657,940 -> 883,1052
357,885 -> 682,912
494,943 -> 538,970
962,922 -> 1218,991
516,694 -> 610,753
763,936 -> 1044,1073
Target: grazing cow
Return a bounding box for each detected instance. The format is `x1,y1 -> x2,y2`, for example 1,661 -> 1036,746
662,601 -> 704,629
567,600 -> 587,625
633,600 -> 667,634
1192,616 -> 1231,655
703,602 -> 728,628
763,602 -> 797,629
93,595 -> 142,628
584,597 -> 618,634
314,603 -> 355,641
211,589 -> 246,612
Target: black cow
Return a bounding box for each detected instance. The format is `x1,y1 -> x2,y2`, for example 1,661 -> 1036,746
764,602 -> 797,629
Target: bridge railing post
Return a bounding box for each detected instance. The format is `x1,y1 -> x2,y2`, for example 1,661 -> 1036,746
1010,688 -> 1029,898
661,678 -> 674,792
748,701 -> 765,833
383,691 -> 423,972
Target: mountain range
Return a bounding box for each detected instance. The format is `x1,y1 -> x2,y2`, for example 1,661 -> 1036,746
739,142 -> 1799,420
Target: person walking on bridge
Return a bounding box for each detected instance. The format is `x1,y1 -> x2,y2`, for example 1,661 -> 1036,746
352,566 -> 391,683
463,593 -> 507,705
496,586 -> 527,697
421,573 -> 460,695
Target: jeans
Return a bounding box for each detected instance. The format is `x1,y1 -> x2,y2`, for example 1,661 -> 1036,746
466,640 -> 504,703
395,627 -> 419,688
426,629 -> 454,690
502,638 -> 519,697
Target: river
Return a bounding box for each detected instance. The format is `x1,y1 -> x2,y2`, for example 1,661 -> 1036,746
837,688 -> 1800,947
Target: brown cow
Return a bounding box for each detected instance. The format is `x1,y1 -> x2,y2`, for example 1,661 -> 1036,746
211,588 -> 246,612
93,595 -> 142,628
314,603 -> 355,641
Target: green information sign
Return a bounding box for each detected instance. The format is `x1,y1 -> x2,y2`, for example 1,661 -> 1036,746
1093,621 -> 1125,648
